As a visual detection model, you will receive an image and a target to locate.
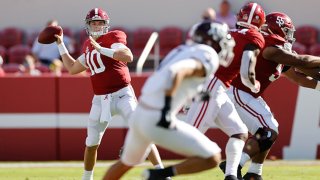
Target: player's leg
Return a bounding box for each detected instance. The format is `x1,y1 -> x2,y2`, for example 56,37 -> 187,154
104,106 -> 154,180
83,96 -> 108,180
141,118 -> 222,179
215,93 -> 248,179
116,85 -> 165,168
242,150 -> 268,180
185,76 -> 221,134
230,87 -> 278,178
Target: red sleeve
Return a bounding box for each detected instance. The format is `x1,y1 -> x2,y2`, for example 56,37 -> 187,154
246,29 -> 265,49
109,30 -> 127,45
265,34 -> 286,46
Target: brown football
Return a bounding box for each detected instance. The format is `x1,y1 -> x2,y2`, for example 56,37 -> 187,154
38,26 -> 62,44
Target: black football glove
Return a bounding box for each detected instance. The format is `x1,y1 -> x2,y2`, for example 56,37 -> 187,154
157,96 -> 174,129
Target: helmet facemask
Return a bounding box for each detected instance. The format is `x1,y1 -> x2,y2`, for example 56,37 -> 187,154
283,27 -> 295,44
86,19 -> 110,38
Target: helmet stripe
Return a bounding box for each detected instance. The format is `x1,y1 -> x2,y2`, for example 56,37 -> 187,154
95,8 -> 98,15
247,3 -> 257,24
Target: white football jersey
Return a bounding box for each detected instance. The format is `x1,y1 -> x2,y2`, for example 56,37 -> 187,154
140,43 -> 219,114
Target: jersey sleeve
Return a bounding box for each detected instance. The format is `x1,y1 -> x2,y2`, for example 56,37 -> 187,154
109,30 -> 127,45
246,30 -> 265,49
77,53 -> 88,68
110,43 -> 129,50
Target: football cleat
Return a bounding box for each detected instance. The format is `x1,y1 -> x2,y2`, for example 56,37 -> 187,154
219,160 -> 243,179
141,169 -> 171,180
243,172 -> 263,180
225,175 -> 239,180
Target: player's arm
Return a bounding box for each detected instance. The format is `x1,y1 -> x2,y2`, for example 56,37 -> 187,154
294,67 -> 320,80
55,34 -> 87,75
239,44 -> 260,93
157,59 -> 205,129
283,67 -> 320,90
263,46 -> 320,68
89,36 -> 133,62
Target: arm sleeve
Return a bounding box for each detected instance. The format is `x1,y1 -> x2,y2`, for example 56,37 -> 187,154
240,50 -> 256,91
77,53 -> 88,68
110,43 -> 129,50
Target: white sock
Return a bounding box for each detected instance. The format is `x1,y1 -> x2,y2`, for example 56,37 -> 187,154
82,170 -> 93,180
154,163 -> 164,169
225,137 -> 245,177
248,162 -> 263,175
239,152 -> 251,167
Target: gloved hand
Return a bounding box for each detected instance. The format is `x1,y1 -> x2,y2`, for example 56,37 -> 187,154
157,96 -> 175,129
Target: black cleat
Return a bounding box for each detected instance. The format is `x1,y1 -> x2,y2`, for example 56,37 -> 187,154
243,173 -> 263,180
219,161 -> 243,179
142,169 -> 170,180
225,175 -> 238,180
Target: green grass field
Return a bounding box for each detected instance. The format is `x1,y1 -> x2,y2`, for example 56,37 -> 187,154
0,160 -> 319,180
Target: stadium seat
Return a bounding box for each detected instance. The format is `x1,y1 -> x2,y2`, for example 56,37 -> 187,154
292,42 -> 307,54
0,27 -> 24,49
309,43 -> 320,56
26,31 -> 39,47
295,25 -> 318,48
131,27 -> 156,59
62,27 -> 74,39
159,26 -> 184,58
77,29 -> 88,46
8,45 -> 31,64
35,64 -> 51,73
2,63 -> 22,73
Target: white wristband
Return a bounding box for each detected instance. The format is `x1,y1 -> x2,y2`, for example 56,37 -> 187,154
100,47 -> 115,58
58,43 -> 68,55
316,81 -> 320,91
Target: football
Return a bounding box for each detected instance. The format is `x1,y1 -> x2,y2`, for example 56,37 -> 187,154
38,26 -> 62,44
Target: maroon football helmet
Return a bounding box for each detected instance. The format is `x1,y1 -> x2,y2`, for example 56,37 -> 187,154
262,12 -> 295,43
237,2 -> 265,30
85,8 -> 110,36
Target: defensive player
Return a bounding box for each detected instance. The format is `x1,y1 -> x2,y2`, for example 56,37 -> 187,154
54,8 -> 165,180
103,21 -> 236,180
185,2 -> 265,180
222,12 -> 320,180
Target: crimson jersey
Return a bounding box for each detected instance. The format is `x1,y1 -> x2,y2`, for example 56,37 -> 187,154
215,28 -> 265,87
231,34 -> 286,98
81,30 -> 131,95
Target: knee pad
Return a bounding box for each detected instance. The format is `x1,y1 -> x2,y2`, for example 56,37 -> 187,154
254,127 -> 278,152
85,136 -> 102,147
86,120 -> 108,147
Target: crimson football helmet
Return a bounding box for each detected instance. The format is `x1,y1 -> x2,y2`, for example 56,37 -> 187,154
85,8 -> 110,36
262,12 -> 296,43
192,21 -> 235,67
237,2 -> 265,30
